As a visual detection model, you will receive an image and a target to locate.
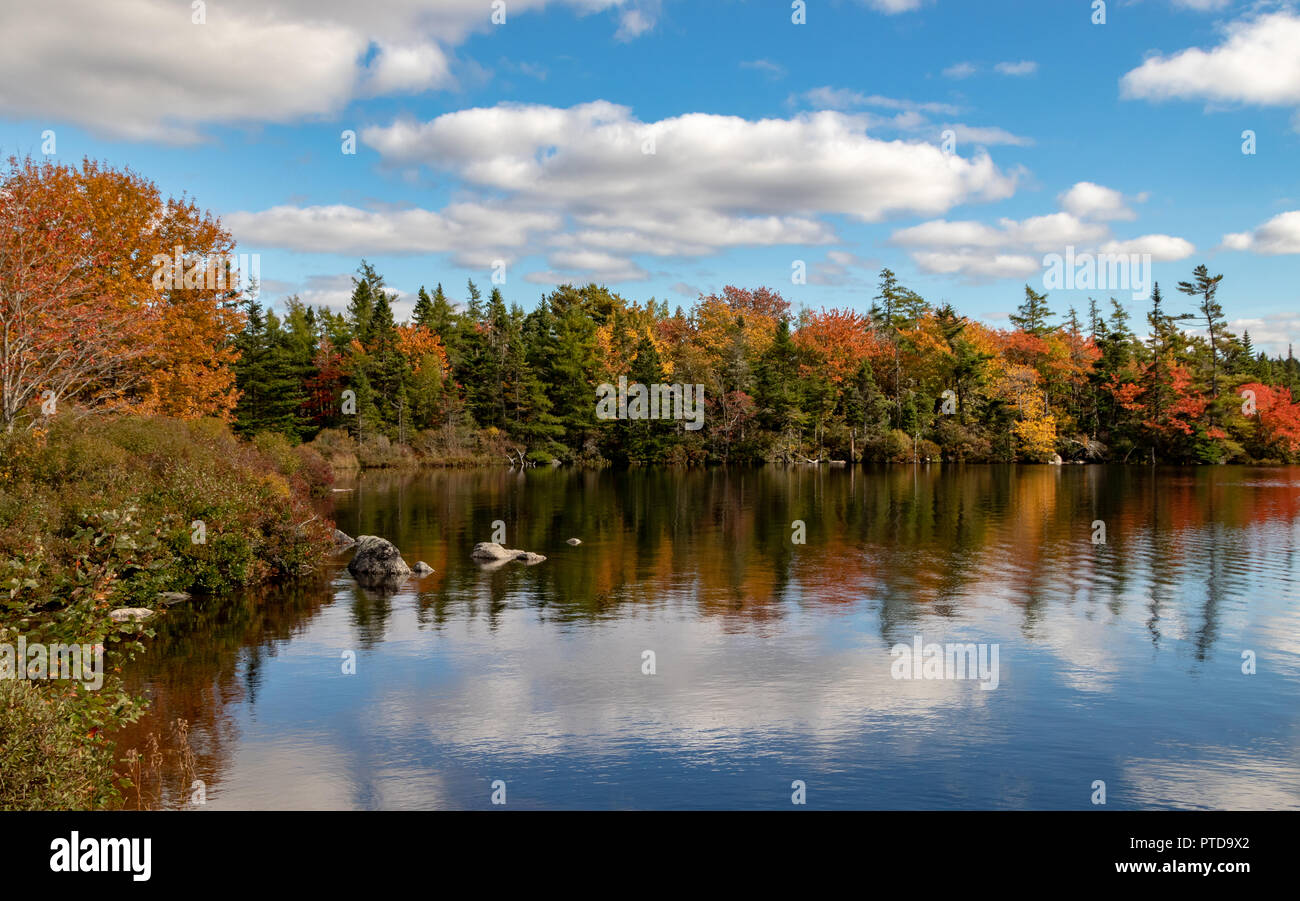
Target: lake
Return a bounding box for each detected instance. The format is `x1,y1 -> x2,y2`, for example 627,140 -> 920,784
114,465 -> 1300,810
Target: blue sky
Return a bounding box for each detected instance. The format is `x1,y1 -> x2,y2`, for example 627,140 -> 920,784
3,0 -> 1299,351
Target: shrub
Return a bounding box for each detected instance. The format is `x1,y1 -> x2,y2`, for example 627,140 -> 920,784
0,680 -> 128,810
252,431 -> 301,476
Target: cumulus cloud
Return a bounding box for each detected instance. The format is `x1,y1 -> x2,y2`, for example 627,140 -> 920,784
1121,11 -> 1300,108
1221,210 -> 1300,255
0,0 -> 648,142
943,62 -> 978,79
225,203 -> 562,268
889,182 -> 1194,281
1059,182 -> 1137,220
1228,313 -> 1300,357
215,102 -> 1019,282
1099,235 -> 1196,261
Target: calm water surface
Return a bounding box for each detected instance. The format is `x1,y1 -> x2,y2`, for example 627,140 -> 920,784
116,466 -> 1300,809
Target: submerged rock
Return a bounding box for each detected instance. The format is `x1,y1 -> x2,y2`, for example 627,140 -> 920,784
348,535 -> 412,584
470,542 -> 547,566
109,607 -> 154,622
412,561 -> 434,575
157,591 -> 191,607
565,538 -> 582,546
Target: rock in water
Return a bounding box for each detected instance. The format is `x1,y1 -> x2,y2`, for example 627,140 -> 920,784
566,538 -> 582,546
332,529 -> 355,548
470,542 -> 547,566
412,561 -> 434,575
157,591 -> 191,607
109,608 -> 154,622
348,535 -> 412,584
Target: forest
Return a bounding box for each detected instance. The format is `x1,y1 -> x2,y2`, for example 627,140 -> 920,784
5,156 -> 1300,467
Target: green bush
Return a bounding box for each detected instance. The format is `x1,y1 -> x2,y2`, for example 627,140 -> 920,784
0,680 -> 127,810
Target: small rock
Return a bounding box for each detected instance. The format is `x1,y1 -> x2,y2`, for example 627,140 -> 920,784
109,608 -> 154,622
565,538 -> 582,546
157,591 -> 191,607
332,529 -> 355,547
412,561 -> 434,575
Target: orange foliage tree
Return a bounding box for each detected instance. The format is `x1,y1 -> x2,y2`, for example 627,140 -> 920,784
0,156 -> 245,430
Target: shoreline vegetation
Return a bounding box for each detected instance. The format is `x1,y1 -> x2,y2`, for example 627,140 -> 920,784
4,153 -> 1300,808
0,418 -> 332,809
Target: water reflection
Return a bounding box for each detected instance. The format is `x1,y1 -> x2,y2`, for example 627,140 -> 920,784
115,466 -> 1300,810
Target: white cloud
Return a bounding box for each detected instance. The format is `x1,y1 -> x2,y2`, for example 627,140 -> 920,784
225,203 -> 561,268
995,60 -> 1038,77
892,213 -> 1110,254
741,59 -> 786,79
0,0 -> 644,142
1059,181 -> 1137,220
909,251 -> 1040,280
614,0 -> 660,41
1169,0 -> 1232,11
797,88 -> 1031,147
1228,313 -> 1300,356
943,62 -> 978,79
860,0 -> 927,12
1221,210 -> 1300,255
1100,235 -> 1196,261
1121,12 -> 1300,107
245,102 -> 1017,282
889,185 -> 1194,281
800,87 -> 961,116
945,124 -> 1034,147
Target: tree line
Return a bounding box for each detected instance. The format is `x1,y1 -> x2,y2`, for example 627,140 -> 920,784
4,156 -> 1299,465
234,261 -> 1300,466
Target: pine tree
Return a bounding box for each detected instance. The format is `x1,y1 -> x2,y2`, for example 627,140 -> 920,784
412,287 -> 435,329
1010,285 -> 1055,337
1177,264 -> 1226,399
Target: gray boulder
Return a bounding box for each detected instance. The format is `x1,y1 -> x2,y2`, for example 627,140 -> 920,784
109,607 -> 154,622
348,535 -> 412,584
157,591 -> 191,607
412,561 -> 434,575
470,542 -> 547,566
332,529 -> 355,548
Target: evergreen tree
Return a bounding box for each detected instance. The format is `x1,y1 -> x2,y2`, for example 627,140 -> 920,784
1010,285 -> 1055,336
1177,264 -> 1227,399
